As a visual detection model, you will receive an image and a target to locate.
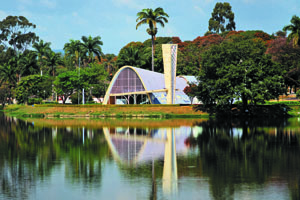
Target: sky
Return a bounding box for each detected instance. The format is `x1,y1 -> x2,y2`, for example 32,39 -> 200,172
1,0 -> 299,55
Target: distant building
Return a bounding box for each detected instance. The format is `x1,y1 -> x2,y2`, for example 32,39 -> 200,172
103,44 -> 199,105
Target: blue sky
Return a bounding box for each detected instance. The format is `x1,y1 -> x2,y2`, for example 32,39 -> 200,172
1,0 -> 299,54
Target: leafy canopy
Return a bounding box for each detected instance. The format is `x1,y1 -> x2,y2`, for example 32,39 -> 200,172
283,15 -> 300,47
208,2 -> 236,34
15,75 -> 52,104
136,7 -> 169,71
196,36 -> 285,109
0,16 -> 39,54
136,7 -> 169,37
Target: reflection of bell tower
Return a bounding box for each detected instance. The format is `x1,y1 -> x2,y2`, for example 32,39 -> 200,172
163,128 -> 178,193
162,44 -> 178,104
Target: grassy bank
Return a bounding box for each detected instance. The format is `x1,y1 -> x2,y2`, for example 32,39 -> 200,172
3,104 -> 208,119
4,101 -> 300,119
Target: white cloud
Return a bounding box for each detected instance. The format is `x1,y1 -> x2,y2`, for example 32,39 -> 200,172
40,0 -> 56,9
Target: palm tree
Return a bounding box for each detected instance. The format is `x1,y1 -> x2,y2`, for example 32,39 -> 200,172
19,51 -> 39,77
136,7 -> 169,71
44,51 -> 63,102
117,46 -> 146,68
63,39 -> 84,67
45,51 -> 63,77
33,40 -> 51,74
0,63 -> 17,104
80,36 -> 103,63
283,15 -> 300,47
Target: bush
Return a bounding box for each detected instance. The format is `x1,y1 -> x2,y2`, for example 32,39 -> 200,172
296,90 -> 300,99
28,98 -> 43,105
70,92 -> 82,104
70,92 -> 93,104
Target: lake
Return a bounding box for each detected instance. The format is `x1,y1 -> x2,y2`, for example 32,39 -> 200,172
0,114 -> 299,200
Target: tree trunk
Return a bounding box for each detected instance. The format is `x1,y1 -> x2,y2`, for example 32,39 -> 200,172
63,96 -> 67,104
8,86 -> 12,105
151,35 -> 155,71
242,95 -> 248,112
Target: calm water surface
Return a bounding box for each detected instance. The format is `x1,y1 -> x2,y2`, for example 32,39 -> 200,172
0,114 -> 299,200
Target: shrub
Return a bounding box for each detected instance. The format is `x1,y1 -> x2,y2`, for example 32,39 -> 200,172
28,98 -> 43,105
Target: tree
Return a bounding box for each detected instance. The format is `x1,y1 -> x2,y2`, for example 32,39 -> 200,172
183,84 -> 198,104
80,35 -> 103,64
0,16 -> 39,89
99,54 -> 117,79
15,75 -> 52,104
283,15 -> 300,47
80,62 -> 108,102
0,16 -> 39,54
136,7 -> 169,71
117,42 -> 147,69
63,39 -> 85,68
177,43 -> 201,75
266,37 -> 300,92
0,62 -> 18,104
32,40 -> 51,74
208,2 -> 236,34
45,51 -> 63,77
54,62 -> 108,104
0,83 -> 10,107
193,34 -> 224,49
275,30 -> 286,38
54,70 -> 80,104
18,50 -> 40,77
196,36 -> 285,111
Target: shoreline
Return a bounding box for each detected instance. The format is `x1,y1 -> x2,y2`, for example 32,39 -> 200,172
2,104 -> 208,119
2,103 -> 300,119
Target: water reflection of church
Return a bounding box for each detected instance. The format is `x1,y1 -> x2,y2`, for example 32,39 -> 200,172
103,126 -> 201,164
103,126 -> 202,194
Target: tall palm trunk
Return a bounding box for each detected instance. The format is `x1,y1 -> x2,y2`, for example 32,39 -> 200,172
52,66 -> 55,101
151,35 -> 155,71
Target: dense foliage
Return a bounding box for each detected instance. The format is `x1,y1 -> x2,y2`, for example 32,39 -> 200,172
208,2 -> 236,34
0,16 -> 109,105
15,75 -> 52,104
197,36 -> 285,110
54,63 -> 108,104
0,11 -> 299,108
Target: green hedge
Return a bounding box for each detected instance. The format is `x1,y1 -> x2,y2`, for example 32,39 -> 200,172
264,101 -> 300,106
28,98 -> 43,105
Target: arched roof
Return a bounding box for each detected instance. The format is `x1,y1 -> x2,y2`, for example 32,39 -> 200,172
103,66 -> 196,104
178,76 -> 198,85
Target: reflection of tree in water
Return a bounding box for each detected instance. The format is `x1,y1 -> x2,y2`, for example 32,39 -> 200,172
0,115 -> 56,199
0,115 -> 109,198
60,128 -> 109,187
195,117 -> 300,200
